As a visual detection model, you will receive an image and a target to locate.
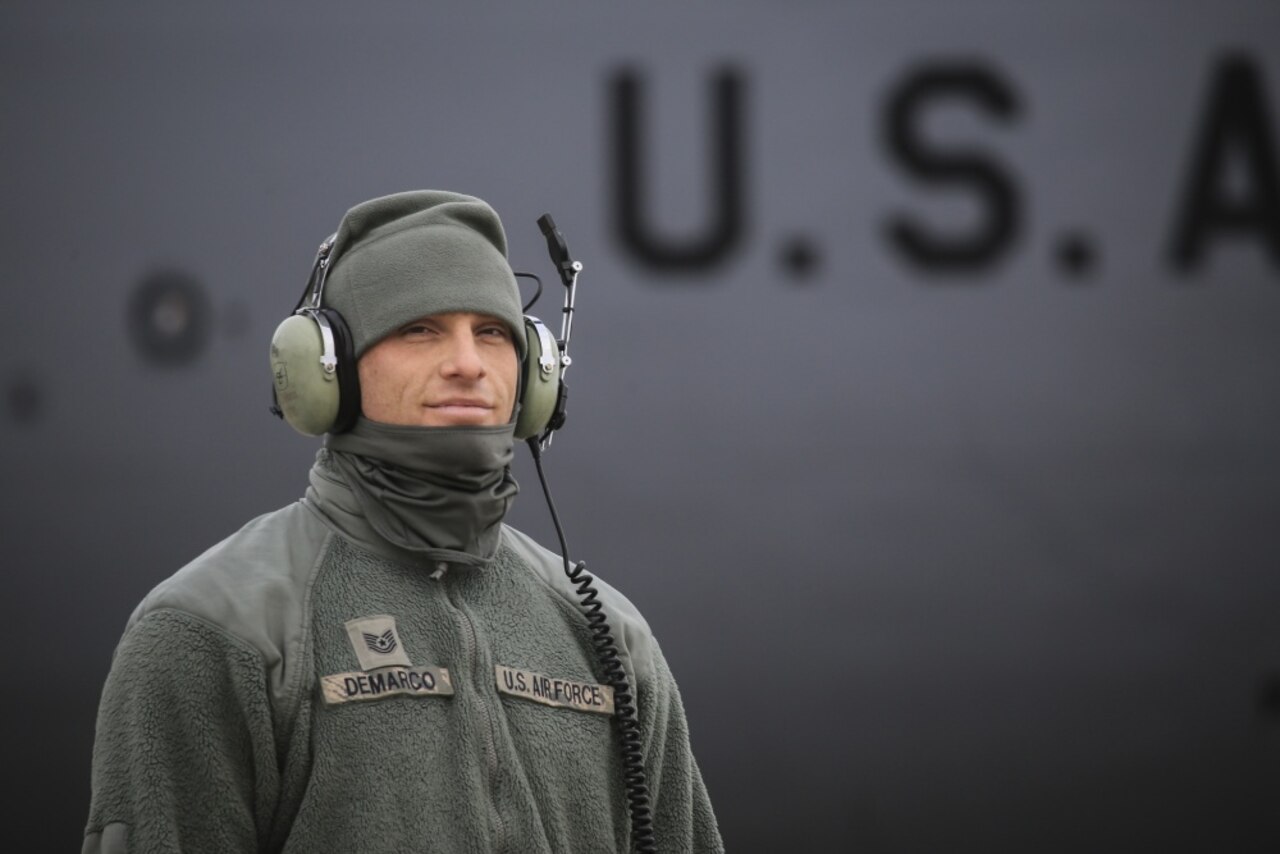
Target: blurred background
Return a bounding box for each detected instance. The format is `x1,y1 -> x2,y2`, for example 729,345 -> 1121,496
3,1 -> 1279,850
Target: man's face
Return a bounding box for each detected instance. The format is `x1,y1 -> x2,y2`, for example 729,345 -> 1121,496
357,311 -> 519,427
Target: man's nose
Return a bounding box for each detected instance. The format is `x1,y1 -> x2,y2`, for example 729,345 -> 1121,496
440,331 -> 485,379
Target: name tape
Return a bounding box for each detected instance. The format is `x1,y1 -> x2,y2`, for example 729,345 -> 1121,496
495,665 -> 614,715
321,665 -> 454,706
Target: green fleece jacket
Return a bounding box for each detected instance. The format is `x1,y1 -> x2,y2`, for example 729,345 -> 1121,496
84,453 -> 723,853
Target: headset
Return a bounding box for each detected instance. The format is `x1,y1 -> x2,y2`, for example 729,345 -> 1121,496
268,214 -> 576,447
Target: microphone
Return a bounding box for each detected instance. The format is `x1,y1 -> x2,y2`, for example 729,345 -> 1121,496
537,214 -> 580,288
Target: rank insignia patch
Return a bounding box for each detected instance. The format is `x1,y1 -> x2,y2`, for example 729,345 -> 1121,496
344,615 -> 413,670
363,629 -> 397,654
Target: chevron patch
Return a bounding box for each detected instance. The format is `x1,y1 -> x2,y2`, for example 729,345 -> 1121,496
363,630 -> 397,654
344,615 -> 412,670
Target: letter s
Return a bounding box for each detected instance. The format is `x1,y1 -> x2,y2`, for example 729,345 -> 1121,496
882,60 -> 1024,274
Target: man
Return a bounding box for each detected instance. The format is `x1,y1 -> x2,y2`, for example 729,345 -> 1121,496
83,191 -> 723,853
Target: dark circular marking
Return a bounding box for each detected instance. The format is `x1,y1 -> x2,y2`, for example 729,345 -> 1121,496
778,236 -> 822,281
6,375 -> 43,423
1258,674 -> 1280,721
127,269 -> 212,365
1055,232 -> 1098,279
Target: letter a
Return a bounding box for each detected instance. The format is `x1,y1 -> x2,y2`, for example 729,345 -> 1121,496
1169,53 -> 1280,271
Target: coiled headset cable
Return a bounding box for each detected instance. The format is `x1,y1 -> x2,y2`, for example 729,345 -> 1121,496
527,437 -> 658,854
525,213 -> 656,851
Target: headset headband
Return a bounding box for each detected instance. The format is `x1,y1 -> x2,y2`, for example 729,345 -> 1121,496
294,233 -> 339,314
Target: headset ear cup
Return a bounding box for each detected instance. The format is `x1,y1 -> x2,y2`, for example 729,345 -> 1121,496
270,314 -> 342,436
515,316 -> 563,440
269,308 -> 360,436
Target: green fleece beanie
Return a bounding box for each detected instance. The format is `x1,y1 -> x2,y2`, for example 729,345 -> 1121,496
322,190 -> 525,358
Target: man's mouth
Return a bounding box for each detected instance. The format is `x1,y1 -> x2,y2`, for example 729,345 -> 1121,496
429,399 -> 492,411
425,399 -> 495,422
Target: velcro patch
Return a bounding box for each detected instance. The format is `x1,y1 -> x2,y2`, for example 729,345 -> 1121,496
344,615 -> 413,670
495,665 -> 614,715
321,665 -> 454,705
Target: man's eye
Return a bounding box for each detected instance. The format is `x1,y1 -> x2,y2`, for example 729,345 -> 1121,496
479,326 -> 508,339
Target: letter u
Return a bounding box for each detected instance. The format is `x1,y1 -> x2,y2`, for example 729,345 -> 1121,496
610,66 -> 748,272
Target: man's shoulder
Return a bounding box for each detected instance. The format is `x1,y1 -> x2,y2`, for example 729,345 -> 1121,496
499,524 -> 659,681
499,524 -> 650,627
125,499 -> 333,659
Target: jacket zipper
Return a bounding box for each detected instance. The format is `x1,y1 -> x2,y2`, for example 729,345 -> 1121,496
444,574 -> 507,853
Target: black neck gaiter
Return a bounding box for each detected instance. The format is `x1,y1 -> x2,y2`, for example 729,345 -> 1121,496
324,417 -> 519,562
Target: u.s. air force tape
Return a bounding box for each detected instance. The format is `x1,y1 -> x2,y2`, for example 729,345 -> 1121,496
495,665 -> 614,715
321,665 -> 453,705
